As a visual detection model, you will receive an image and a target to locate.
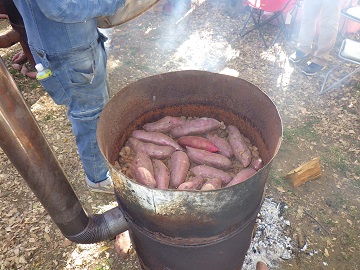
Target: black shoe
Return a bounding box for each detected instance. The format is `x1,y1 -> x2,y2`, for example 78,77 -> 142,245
289,50 -> 308,63
302,62 -> 325,76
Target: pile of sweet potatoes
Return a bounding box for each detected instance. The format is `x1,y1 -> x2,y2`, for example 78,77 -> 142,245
114,116 -> 263,191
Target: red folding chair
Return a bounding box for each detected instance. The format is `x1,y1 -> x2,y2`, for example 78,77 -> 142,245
240,0 -> 300,48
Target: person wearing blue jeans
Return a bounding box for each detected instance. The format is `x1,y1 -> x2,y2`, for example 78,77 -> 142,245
13,0 -> 126,193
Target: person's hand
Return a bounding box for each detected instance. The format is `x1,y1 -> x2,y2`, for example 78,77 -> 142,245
256,261 -> 269,270
11,52 -> 36,80
114,231 -> 132,257
12,51 -> 28,65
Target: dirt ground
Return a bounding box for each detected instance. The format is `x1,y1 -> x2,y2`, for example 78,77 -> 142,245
0,1 -> 359,269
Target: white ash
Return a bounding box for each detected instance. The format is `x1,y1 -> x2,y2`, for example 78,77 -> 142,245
242,197 -> 295,270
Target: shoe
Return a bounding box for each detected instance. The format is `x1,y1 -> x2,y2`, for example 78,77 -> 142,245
86,176 -> 114,194
289,50 -> 308,63
302,62 -> 325,76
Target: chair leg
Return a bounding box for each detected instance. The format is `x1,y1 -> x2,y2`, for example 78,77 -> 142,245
240,7 -> 299,48
252,11 -> 269,48
240,9 -> 269,48
272,15 -> 286,46
287,3 -> 300,39
240,8 -> 253,36
319,64 -> 360,95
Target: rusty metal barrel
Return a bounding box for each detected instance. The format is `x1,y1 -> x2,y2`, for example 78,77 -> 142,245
97,70 -> 282,270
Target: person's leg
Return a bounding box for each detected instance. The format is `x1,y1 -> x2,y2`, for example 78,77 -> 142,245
297,0 -> 322,54
0,28 -> 20,48
289,0 -> 322,62
66,41 -> 111,188
311,0 -> 341,66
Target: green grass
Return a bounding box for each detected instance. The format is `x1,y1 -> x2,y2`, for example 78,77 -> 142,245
124,59 -> 134,66
268,171 -> 284,186
283,116 -> 320,144
321,146 -> 349,175
128,47 -> 140,56
30,81 -> 39,90
43,114 -> 53,121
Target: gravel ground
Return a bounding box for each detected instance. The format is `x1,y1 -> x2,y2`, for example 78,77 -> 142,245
0,1 -> 359,269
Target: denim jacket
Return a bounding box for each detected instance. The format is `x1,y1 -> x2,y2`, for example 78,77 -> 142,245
13,0 -> 125,67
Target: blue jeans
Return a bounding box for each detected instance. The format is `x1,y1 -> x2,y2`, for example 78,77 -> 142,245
37,36 -> 110,184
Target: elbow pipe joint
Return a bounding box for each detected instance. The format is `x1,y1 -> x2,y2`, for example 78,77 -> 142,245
65,207 -> 129,244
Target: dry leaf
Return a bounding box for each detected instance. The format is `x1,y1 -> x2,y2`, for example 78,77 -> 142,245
324,248 -> 329,257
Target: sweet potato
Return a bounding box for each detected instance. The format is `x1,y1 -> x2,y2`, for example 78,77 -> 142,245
130,152 -> 156,188
190,165 -> 232,184
251,157 -> 263,171
200,178 -> 223,190
152,159 -> 170,189
143,116 -> 185,133
132,130 -> 182,150
227,125 -> 252,167
205,133 -> 233,158
186,146 -> 232,170
128,137 -> 175,159
177,136 -> 219,152
226,168 -> 257,187
177,176 -> 204,190
169,151 -> 190,188
170,117 -> 221,137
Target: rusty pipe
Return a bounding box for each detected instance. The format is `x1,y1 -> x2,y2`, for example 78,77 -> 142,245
0,57 -> 128,243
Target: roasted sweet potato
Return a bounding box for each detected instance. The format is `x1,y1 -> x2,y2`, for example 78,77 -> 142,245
152,159 -> 170,189
205,133 -> 233,158
227,125 -> 252,167
169,151 -> 190,188
143,116 -> 185,133
177,136 -> 219,152
251,157 -> 263,171
132,129 -> 182,150
130,152 -> 156,188
186,146 -> 232,170
190,165 -> 232,184
200,177 -> 223,190
177,176 -> 204,190
226,168 -> 257,187
170,117 -> 221,137
128,137 -> 175,159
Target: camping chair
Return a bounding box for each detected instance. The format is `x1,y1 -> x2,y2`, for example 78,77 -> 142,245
339,2 -> 360,37
319,39 -> 360,95
240,0 -> 300,48
319,5 -> 360,95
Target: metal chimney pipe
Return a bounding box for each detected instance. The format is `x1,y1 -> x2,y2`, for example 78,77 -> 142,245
0,57 -> 128,243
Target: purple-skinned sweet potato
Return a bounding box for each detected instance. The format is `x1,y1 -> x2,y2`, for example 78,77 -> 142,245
186,146 -> 232,170
177,176 -> 204,190
190,165 -> 232,184
143,116 -> 185,133
169,151 -> 190,188
200,178 -> 223,191
227,125 -> 252,167
170,117 -> 221,137
152,159 -> 170,189
205,133 -> 233,158
130,152 -> 156,188
226,168 -> 257,187
132,129 -> 182,150
177,136 -> 219,152
128,137 -> 175,159
251,157 -> 263,171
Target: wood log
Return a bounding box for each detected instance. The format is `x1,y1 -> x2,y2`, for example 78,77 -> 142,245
285,157 -> 322,187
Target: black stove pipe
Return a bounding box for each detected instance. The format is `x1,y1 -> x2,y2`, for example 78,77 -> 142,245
0,57 -> 128,243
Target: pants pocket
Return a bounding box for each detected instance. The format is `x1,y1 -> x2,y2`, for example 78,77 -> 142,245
39,74 -> 70,106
